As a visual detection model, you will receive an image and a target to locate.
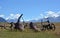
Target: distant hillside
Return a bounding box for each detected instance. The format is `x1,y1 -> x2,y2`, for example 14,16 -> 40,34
7,19 -> 17,23
6,16 -> 60,23
30,16 -> 60,22
0,17 -> 7,22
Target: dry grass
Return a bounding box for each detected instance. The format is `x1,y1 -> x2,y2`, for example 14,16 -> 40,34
0,22 -> 60,38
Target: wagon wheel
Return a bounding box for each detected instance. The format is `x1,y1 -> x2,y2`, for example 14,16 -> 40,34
51,23 -> 56,31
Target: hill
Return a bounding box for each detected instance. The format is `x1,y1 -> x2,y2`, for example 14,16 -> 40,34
0,17 -> 7,22
30,16 -> 60,22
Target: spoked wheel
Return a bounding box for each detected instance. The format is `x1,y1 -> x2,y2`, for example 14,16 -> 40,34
51,24 -> 56,31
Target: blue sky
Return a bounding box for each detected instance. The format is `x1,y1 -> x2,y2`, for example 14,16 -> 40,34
0,0 -> 60,21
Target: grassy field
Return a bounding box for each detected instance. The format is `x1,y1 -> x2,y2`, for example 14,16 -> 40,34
0,22 -> 60,38
0,30 -> 59,38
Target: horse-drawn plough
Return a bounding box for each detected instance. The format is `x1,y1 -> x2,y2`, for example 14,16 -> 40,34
0,14 -> 56,32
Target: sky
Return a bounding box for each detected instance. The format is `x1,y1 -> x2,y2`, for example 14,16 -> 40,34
0,0 -> 60,21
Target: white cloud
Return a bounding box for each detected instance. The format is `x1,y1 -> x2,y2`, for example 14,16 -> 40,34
6,17 -> 9,20
14,14 -> 20,19
1,11 -> 60,21
10,14 -> 14,16
27,11 -> 60,21
0,15 -> 4,17
26,20 -> 30,21
5,13 -> 20,20
44,16 -> 48,18
46,11 -> 60,17
40,11 -> 60,18
40,14 -> 44,18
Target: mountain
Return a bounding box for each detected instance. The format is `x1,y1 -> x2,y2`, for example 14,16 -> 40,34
0,17 -> 7,22
29,20 -> 38,22
30,16 -> 60,22
46,16 -> 60,22
6,16 -> 60,23
54,16 -> 60,22
7,19 -> 17,23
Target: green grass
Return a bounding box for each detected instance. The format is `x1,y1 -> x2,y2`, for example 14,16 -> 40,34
0,29 -> 58,38
0,22 -> 60,38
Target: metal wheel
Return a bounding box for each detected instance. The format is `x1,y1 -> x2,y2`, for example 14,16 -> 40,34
50,23 -> 56,31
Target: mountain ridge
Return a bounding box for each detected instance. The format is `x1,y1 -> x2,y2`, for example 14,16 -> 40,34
0,17 -> 7,22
